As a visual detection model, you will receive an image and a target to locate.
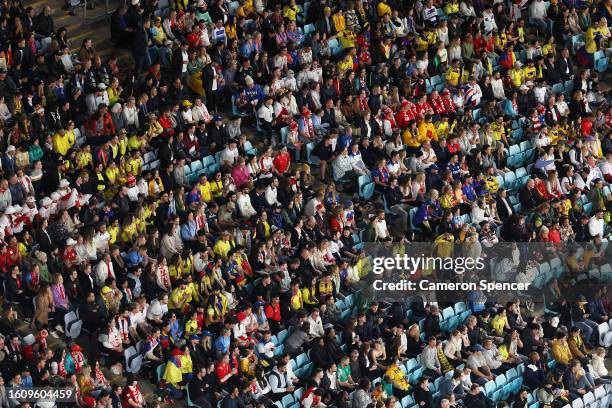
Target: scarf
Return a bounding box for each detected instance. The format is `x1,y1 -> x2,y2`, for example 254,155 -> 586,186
71,351 -> 84,373
302,116 -> 315,138
159,265 -> 169,289
117,317 -> 130,342
95,366 -> 110,388
126,385 -> 144,405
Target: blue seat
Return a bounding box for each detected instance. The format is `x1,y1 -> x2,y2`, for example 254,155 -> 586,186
202,154 -> 215,169
293,388 -> 304,401
344,294 -> 355,308
442,307 -> 454,321
430,75 -> 442,86
405,358 -> 418,373
281,126 -> 289,144
409,367 -> 424,384
228,1 -> 239,14
156,363 -> 167,383
509,145 -> 521,156
328,38 -> 339,48
190,160 -> 204,175
511,377 -> 522,393
360,182 -> 375,199
434,376 -> 443,391
306,142 -> 319,165
491,389 -> 501,402
495,374 -> 506,389
281,394 -> 294,408
296,353 -> 308,367
303,23 -> 315,35
484,381 -> 496,397
496,175 -> 505,190
274,344 -> 284,356
504,172 -> 517,191
302,362 -> 313,376
500,383 -> 513,400
564,80 -> 575,97
552,83 -> 565,95
596,57 -> 609,73
454,302 -> 467,314
519,140 -> 532,151
401,395 -> 414,408
512,128 -> 524,140
449,315 -> 460,331
515,167 -> 527,179
244,140 -> 257,155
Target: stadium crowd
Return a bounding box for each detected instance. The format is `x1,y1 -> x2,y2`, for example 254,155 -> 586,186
0,0 -> 610,406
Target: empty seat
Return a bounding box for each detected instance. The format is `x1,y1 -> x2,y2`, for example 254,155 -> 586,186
599,322 -> 612,347
582,392 -> 595,407
442,307 -> 454,321
495,374 -> 506,389
484,381 -> 496,397
454,302 -> 467,314
571,398 -> 584,408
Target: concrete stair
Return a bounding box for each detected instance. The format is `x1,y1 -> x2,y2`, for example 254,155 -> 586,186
26,0 -> 132,65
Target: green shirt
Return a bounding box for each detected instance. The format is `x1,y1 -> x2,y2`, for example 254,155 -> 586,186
337,364 -> 351,383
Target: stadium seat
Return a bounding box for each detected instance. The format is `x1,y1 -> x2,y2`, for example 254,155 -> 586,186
306,143 -> 319,165
405,358 -> 418,373
281,394 -> 294,408
510,377 -> 522,393
583,391 -> 595,407
506,367 -> 518,381
509,145 -> 520,156
495,374 -> 506,389
571,398 -> 584,408
599,322 -> 612,347
552,83 -> 565,95
244,140 -> 257,155
304,23 -> 315,35
442,307 -> 454,321
454,302 -> 467,314
156,363 -> 167,383
504,172 -> 517,191
293,388 -> 304,401
296,353 -> 308,367
484,381 -> 496,396
594,51 -> 608,73
401,395 -> 414,408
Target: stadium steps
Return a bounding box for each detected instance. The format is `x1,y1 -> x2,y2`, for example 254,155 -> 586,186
25,0 -> 132,66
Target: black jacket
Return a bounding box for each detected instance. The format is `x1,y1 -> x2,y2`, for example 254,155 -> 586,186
464,392 -> 493,408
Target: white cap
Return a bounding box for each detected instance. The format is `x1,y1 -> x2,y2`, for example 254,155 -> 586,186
4,206 -> 15,215
51,192 -> 61,201
41,197 -> 52,206
59,179 -> 70,188
97,83 -> 107,90
6,145 -> 15,153
65,238 -> 77,246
